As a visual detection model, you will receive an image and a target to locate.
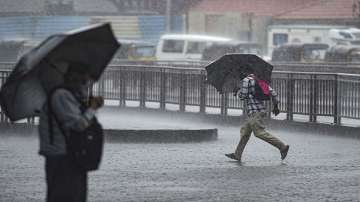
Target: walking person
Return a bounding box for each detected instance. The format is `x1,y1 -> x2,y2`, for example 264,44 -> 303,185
38,64 -> 104,202
225,74 -> 289,162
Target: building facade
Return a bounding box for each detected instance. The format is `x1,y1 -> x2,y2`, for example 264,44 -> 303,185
0,0 -> 202,43
187,0 -> 358,55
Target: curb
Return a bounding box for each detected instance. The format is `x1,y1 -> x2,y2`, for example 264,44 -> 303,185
101,107 -> 360,139
105,129 -> 218,143
0,123 -> 218,143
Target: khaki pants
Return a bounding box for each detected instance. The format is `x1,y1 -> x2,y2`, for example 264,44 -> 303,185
234,112 -> 286,160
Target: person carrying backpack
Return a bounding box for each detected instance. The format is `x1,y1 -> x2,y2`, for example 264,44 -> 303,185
38,63 -> 104,202
225,74 -> 289,162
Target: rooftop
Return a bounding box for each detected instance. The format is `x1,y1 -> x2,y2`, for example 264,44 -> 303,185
275,0 -> 356,19
190,0 -> 320,16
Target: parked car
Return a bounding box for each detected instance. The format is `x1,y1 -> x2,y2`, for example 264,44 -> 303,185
201,41 -> 262,61
324,45 -> 360,63
271,43 -> 329,62
113,39 -> 156,63
155,34 -> 232,61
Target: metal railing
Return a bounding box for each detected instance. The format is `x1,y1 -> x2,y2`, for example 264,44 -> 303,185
1,63 -> 360,125
93,65 -> 360,125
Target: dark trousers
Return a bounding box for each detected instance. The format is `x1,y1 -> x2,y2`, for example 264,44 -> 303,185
45,155 -> 87,202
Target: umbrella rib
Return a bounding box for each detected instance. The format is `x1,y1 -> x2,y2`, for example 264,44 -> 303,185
44,59 -> 66,75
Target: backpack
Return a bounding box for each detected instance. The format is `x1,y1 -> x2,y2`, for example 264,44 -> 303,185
48,87 -> 104,172
253,78 -> 270,100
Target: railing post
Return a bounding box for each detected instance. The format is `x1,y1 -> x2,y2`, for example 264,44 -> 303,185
334,74 -> 341,125
1,72 -> 9,123
0,102 -> 5,122
160,70 -> 166,110
97,77 -> 105,97
286,73 -> 294,121
179,72 -> 186,112
139,71 -> 146,109
119,70 -> 126,107
199,73 -> 206,114
310,74 -> 317,123
267,100 -> 272,119
220,93 -> 228,116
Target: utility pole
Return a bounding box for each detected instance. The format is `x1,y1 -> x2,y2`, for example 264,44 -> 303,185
352,0 -> 360,27
165,0 -> 172,33
247,12 -> 254,42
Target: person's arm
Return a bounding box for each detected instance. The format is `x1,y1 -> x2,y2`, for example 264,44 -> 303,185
238,77 -> 250,99
51,89 -> 96,132
269,86 -> 279,105
269,86 -> 280,115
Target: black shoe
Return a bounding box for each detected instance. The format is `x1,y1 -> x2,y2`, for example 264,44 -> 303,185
225,153 -> 241,161
280,145 -> 290,160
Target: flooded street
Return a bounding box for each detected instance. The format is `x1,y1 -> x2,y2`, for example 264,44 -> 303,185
1,108 -> 360,202
1,0 -> 360,201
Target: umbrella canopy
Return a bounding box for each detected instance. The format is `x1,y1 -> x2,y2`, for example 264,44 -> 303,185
0,23 -> 120,121
205,54 -> 273,93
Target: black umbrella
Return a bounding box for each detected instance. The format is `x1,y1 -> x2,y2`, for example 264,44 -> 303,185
205,54 -> 273,93
0,23 -> 120,121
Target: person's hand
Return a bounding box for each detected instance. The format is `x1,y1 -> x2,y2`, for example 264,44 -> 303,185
272,104 -> 280,116
89,96 -> 104,109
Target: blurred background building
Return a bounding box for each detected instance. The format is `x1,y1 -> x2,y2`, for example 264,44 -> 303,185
0,0 -> 201,42
0,0 -> 359,60
188,0 -> 359,55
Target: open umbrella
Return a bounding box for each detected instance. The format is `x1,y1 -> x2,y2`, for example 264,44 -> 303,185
204,54 -> 273,93
0,23 -> 120,121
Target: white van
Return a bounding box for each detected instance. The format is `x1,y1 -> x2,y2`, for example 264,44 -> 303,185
155,34 -> 232,61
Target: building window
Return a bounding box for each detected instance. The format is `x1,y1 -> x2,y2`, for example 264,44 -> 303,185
273,33 -> 288,46
111,0 -> 165,14
46,0 -> 73,14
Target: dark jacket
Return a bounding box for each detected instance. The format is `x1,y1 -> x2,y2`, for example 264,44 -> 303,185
38,89 -> 96,156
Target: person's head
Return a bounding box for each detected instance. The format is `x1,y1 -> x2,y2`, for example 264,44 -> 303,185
64,62 -> 92,96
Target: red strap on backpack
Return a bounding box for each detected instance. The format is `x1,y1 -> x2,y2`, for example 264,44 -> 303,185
248,74 -> 270,96
256,79 -> 270,96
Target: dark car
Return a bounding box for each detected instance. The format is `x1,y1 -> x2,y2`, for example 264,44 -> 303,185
324,45 -> 360,63
271,43 -> 329,62
201,41 -> 262,61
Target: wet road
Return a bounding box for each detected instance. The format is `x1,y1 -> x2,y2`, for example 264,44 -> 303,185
1,108 -> 360,202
